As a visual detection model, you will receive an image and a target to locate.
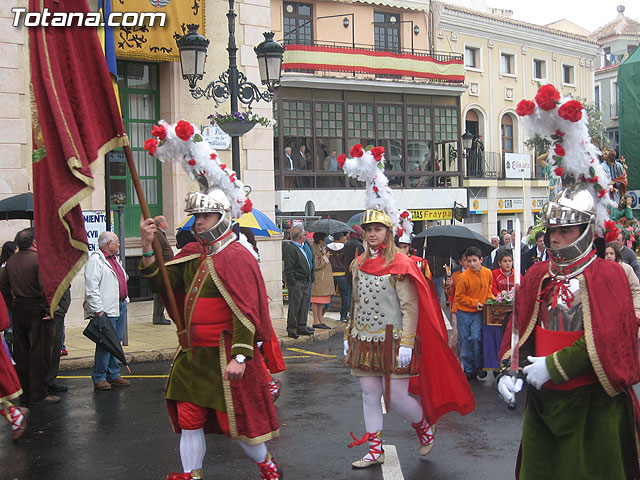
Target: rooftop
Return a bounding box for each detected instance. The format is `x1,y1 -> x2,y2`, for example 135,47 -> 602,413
592,5 -> 640,41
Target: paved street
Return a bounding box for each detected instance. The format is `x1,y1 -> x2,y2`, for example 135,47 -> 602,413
1,336 -> 525,480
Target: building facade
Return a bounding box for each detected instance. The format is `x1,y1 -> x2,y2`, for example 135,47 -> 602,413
269,0 -> 468,233
592,5 -> 640,156
0,0 -> 284,325
434,1 -> 599,237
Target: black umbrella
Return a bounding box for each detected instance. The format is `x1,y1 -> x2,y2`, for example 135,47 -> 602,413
83,314 -> 131,373
415,225 -> 494,260
0,192 -> 33,220
306,219 -> 353,235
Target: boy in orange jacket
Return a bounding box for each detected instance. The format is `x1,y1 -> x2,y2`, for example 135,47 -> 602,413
454,246 -> 494,380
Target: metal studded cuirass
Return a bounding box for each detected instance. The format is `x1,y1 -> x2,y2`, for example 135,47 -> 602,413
538,277 -> 583,332
351,271 -> 403,342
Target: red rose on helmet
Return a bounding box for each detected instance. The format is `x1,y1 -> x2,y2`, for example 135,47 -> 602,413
534,84 -> 560,111
558,100 -> 583,122
588,176 -> 599,184
350,144 -> 364,158
371,146 -> 385,162
241,198 -> 253,214
230,173 -> 236,183
337,154 -> 346,168
400,210 -> 410,219
151,124 -> 167,140
143,138 -> 158,156
188,158 -> 196,166
554,144 -> 565,157
396,226 -> 404,238
554,167 -> 564,177
220,164 -> 227,170
372,185 -> 379,193
175,120 -> 195,141
210,153 -> 218,160
516,99 -> 536,117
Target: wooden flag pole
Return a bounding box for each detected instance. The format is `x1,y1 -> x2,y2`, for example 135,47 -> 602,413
122,145 -> 188,350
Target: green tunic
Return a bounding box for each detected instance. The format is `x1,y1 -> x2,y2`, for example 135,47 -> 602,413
519,337 -> 636,479
139,256 -> 255,411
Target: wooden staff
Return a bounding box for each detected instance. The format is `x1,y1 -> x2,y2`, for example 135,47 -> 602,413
384,324 -> 393,412
123,145 -> 187,350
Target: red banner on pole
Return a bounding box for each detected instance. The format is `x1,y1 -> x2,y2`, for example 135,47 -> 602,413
29,0 -> 128,314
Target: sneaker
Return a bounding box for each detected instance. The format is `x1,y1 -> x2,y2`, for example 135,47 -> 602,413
60,349 -> 68,356
477,370 -> 487,379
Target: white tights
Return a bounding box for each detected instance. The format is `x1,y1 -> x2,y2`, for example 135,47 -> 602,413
359,376 -> 423,432
180,430 -> 268,472
180,428 -> 206,473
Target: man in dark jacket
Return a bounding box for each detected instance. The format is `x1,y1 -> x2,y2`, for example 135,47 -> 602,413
342,224 -> 364,317
283,225 -> 314,339
615,231 -> 640,279
522,231 -> 548,276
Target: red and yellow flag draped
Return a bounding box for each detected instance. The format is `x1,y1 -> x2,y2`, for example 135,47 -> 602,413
29,0 -> 129,314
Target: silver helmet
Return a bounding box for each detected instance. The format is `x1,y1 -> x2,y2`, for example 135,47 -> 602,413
541,183 -> 595,266
184,187 -> 232,245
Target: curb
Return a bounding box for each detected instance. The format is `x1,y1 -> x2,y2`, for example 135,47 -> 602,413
59,325 -> 344,372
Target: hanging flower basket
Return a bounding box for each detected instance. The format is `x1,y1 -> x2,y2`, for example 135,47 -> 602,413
208,111 -> 276,137
216,120 -> 257,137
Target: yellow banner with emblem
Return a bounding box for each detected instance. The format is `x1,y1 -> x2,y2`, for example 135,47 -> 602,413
113,0 -> 206,62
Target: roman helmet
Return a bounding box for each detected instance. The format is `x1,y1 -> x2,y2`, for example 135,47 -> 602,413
184,187 -> 232,245
541,182 -> 596,266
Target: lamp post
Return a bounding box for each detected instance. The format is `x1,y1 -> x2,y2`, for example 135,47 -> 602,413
462,131 -> 475,176
382,17 -> 420,53
175,15 -> 284,178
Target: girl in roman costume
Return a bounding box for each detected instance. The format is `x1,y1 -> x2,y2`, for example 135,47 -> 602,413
339,145 -> 474,469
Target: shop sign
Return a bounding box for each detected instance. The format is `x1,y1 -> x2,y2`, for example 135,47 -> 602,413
409,209 -> 452,221
532,197 -> 547,212
468,198 -> 488,215
504,153 -> 531,179
497,198 -> 524,213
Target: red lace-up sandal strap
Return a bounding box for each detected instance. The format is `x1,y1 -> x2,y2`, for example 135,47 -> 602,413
412,417 -> 435,456
166,470 -> 201,480
256,452 -> 280,480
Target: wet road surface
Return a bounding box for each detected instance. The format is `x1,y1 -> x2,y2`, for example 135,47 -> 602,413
1,336 -> 525,479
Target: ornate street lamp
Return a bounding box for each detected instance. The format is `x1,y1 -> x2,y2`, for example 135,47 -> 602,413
462,131 -> 474,150
175,14 -> 284,177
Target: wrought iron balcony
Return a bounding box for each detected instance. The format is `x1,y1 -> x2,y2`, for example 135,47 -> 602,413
282,41 -> 464,84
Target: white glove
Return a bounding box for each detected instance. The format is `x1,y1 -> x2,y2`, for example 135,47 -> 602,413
256,341 -> 263,348
523,355 -> 551,390
497,375 -> 523,404
398,346 -> 413,368
344,339 -> 349,356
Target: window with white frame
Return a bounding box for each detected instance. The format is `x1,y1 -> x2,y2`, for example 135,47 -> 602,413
500,53 -> 515,75
464,46 -> 480,69
533,58 -> 546,80
562,64 -> 575,85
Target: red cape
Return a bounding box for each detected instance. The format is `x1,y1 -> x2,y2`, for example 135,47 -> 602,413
499,258 -> 639,393
0,294 -> 21,400
358,253 -> 475,423
170,242 -> 285,373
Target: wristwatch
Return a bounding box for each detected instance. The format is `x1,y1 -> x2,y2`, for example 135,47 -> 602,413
234,354 -> 246,364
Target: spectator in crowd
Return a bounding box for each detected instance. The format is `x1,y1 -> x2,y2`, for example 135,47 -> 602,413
522,231 -> 548,276
152,215 -> 174,325
614,231 -> 640,279
328,232 -> 349,322
0,241 -> 17,352
454,246 -> 494,380
446,251 -> 468,353
47,287 -> 70,393
310,232 -> 333,330
283,146 -> 294,171
84,231 -> 130,390
325,149 -> 339,171
492,250 -> 515,296
343,224 -> 364,285
499,229 -> 508,246
482,236 -> 500,269
604,242 -> 640,319
0,228 -> 59,405
283,225 -> 314,339
426,253 -> 447,307
492,233 -> 512,269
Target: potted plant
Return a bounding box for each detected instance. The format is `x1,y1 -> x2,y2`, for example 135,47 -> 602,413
208,111 -> 275,137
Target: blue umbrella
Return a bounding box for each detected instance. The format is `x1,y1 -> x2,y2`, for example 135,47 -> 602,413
177,208 -> 281,237
348,212 -> 364,226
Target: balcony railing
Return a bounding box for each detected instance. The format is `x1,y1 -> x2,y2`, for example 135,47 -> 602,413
282,42 -> 464,84
464,151 -> 544,180
610,103 -> 619,118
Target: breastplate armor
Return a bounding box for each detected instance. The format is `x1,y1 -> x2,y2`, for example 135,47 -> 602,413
538,277 -> 583,332
351,272 -> 403,342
